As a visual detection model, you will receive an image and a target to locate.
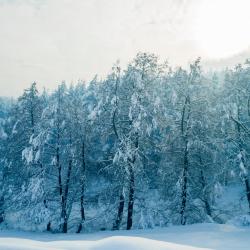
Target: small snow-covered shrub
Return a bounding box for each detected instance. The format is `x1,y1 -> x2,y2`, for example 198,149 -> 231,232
228,214 -> 250,227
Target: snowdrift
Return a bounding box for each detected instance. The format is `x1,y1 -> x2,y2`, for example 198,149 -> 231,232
0,223 -> 249,250
0,236 -> 210,250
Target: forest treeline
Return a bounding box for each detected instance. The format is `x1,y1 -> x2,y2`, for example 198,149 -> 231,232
0,53 -> 250,233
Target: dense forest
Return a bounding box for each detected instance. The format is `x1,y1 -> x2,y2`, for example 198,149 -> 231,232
0,52 -> 250,233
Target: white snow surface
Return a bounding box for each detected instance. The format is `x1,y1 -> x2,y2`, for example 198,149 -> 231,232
0,223 -> 249,250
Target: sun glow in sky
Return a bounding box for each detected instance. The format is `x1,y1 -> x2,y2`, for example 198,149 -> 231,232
1,0 -> 250,96
194,0 -> 250,59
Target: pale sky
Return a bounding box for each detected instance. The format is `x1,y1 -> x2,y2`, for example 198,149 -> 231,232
1,0 -> 250,96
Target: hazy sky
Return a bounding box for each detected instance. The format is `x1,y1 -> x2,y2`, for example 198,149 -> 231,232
1,0 -> 250,96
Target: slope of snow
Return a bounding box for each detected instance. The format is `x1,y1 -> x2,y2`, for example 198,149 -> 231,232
0,223 -> 249,250
0,237 -> 209,250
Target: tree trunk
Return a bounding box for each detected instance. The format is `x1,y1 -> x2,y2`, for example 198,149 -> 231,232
40,161 -> 51,231
113,191 -> 125,230
180,144 -> 188,225
56,134 -> 67,233
46,222 -> 51,231
244,178 -> 250,212
56,143 -> 65,233
180,96 -> 190,225
61,158 -> 72,233
76,194 -> 85,233
239,152 -> 250,212
126,165 -> 135,230
235,102 -> 250,213
0,196 -> 4,223
61,197 -> 67,233
77,142 -> 86,233
126,133 -> 138,231
200,170 -> 212,217
43,199 -> 51,231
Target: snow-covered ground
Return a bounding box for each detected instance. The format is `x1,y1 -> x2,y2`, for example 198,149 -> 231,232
0,223 -> 249,250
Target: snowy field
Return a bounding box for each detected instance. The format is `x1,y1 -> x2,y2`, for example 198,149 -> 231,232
0,223 -> 249,250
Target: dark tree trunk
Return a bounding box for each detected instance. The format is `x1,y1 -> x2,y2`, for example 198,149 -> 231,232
62,221 -> 67,234
180,96 -> 190,226
40,161 -> 51,232
76,193 -> 85,233
180,145 -> 188,225
113,192 -> 125,230
61,197 -> 67,233
244,178 -> 250,212
43,199 -> 51,231
239,152 -> 250,212
56,142 -> 64,233
126,165 -> 135,230
46,222 -> 51,232
77,142 -> 86,233
0,196 -> 4,223
200,169 -> 212,217
61,158 -> 72,233
126,133 -> 138,231
235,102 -> 250,213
